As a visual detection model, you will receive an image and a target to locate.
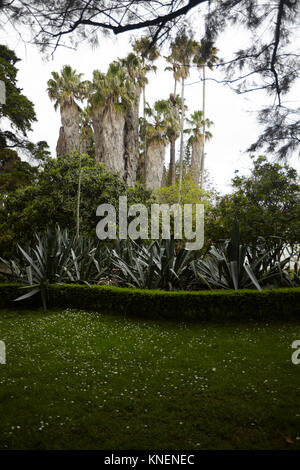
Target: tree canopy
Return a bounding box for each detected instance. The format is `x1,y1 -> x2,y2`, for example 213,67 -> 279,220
1,0 -> 299,159
0,44 -> 36,150
207,156 -> 300,246
0,152 -> 152,257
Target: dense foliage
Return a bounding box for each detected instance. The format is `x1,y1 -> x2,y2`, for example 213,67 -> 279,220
1,223 -> 299,310
1,1 -> 299,159
0,153 -> 152,258
206,156 -> 300,246
0,46 -> 299,305
0,44 -> 49,159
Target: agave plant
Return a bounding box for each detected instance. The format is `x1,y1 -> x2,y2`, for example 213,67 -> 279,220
110,238 -> 192,290
147,238 -> 192,290
0,227 -> 106,310
262,244 -> 300,287
1,227 -> 73,310
190,221 -> 293,290
110,241 -> 158,289
66,235 -> 107,285
290,259 -> 300,286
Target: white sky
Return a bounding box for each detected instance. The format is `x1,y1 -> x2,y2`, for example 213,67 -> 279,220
2,20 -> 299,194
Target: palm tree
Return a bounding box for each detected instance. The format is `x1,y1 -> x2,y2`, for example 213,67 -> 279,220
185,110 -> 213,185
142,100 -> 169,191
165,55 -> 182,185
165,53 -> 182,97
119,52 -> 148,186
132,37 -> 160,182
168,34 -> 198,197
47,65 -> 84,156
88,62 -> 134,179
193,40 -> 218,188
164,94 -> 182,186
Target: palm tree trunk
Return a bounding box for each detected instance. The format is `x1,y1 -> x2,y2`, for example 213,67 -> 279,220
91,106 -> 103,163
143,85 -> 148,183
124,87 -> 141,186
145,140 -> 166,191
178,76 -> 185,200
191,137 -> 203,185
60,103 -> 81,156
200,65 -> 206,189
169,137 -> 176,185
93,105 -> 125,178
56,126 -> 66,157
169,77 -> 178,186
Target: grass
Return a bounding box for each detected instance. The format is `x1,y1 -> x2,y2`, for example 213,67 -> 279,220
0,308 -> 300,450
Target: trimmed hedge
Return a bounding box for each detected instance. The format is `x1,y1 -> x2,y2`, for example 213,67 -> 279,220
0,283 -> 300,321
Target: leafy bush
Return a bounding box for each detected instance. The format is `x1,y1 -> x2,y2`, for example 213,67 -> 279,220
0,153 -> 152,258
0,283 -> 299,322
206,156 -> 300,246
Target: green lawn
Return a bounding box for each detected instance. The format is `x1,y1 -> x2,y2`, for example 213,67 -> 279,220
0,308 -> 299,450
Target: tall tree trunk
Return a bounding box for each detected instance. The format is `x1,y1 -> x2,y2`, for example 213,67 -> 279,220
161,164 -> 167,187
143,85 -> 148,183
124,87 -> 141,186
56,126 -> 66,157
91,106 -> 104,162
169,137 -> 176,185
145,140 -> 166,191
200,65 -> 206,189
178,76 -> 185,199
92,105 -> 125,178
169,78 -> 178,186
190,137 -> 204,185
59,102 -> 81,156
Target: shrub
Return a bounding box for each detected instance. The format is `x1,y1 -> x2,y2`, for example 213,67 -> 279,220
0,283 -> 299,322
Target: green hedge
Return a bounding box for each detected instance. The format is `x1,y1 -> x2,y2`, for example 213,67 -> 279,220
0,283 -> 300,321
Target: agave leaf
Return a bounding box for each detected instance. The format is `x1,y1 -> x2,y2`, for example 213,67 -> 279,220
17,245 -> 43,279
230,260 -> 239,290
14,287 -> 40,301
244,264 -> 262,290
25,265 -> 33,285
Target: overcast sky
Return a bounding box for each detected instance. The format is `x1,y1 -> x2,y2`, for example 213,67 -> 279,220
2,21 -> 299,194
